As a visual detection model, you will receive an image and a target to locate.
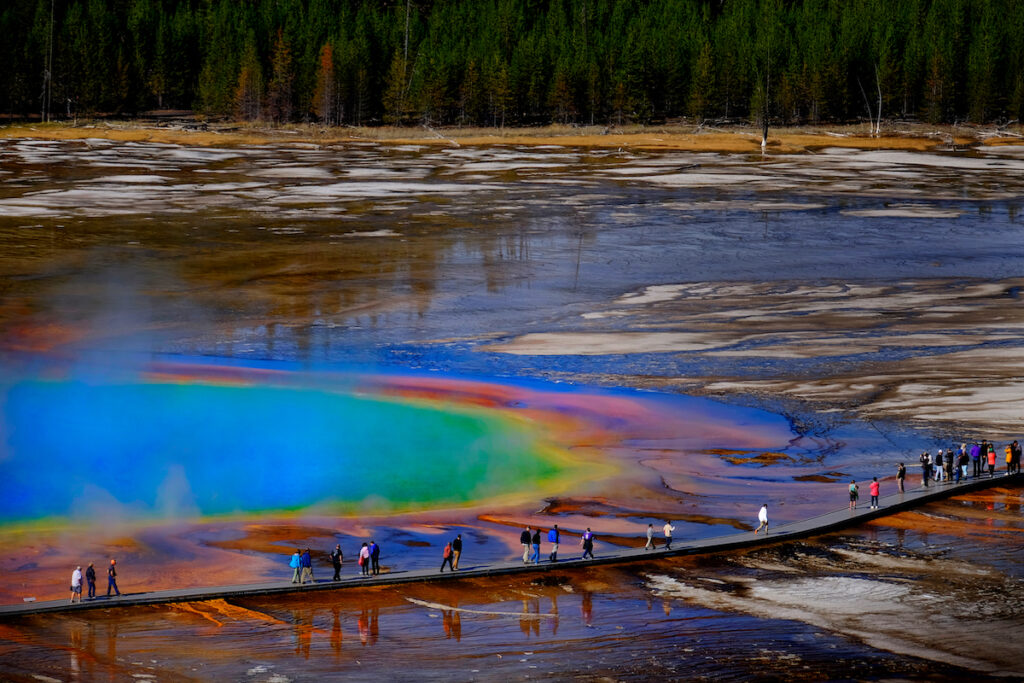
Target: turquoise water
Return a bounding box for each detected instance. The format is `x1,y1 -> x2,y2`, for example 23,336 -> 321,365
0,379 -> 568,522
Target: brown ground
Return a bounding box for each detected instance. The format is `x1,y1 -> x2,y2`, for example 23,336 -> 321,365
3,120 -> 1021,153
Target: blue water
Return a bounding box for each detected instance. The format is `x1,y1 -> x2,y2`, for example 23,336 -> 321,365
0,378 -> 565,522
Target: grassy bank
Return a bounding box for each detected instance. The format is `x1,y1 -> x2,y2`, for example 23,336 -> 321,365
2,120 -> 1023,153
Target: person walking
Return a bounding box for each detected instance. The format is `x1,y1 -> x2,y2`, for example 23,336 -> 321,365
85,562 -> 96,599
896,463 -> 906,492
754,504 -> 768,534
849,480 -> 859,510
358,542 -> 370,576
70,566 -> 83,604
440,541 -> 454,572
289,549 -> 302,583
919,452 -> 930,487
987,443 -> 997,477
645,523 -> 655,550
300,548 -> 313,584
106,559 -> 120,597
1012,440 -> 1022,474
521,526 -> 532,563
530,528 -> 541,564
1006,443 -> 1014,476
869,477 -> 880,509
581,528 -> 594,559
370,541 -> 381,576
945,449 -> 955,481
330,544 -> 343,581
548,525 -> 560,562
663,521 -> 676,549
451,534 -> 462,570
934,449 -> 944,482
959,447 -> 969,481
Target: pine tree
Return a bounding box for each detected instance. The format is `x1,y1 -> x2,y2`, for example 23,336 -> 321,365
198,0 -> 241,115
488,57 -> 511,127
549,66 -> 574,123
235,37 -> 263,121
311,42 -> 337,124
689,40 -> 715,123
381,51 -> 408,124
266,28 -> 294,124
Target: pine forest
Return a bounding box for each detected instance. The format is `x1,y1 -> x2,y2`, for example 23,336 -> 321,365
5,0 -> 1024,127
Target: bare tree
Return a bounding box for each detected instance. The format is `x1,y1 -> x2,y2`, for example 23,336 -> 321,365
858,64 -> 883,136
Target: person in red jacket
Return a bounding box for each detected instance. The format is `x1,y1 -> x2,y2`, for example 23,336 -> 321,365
439,541 -> 454,572
869,477 -> 880,509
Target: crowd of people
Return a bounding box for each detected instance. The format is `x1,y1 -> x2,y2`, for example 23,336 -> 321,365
906,439 -> 1021,489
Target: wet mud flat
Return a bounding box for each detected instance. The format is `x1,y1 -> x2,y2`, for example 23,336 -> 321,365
2,137 -> 1024,433
2,138 -> 1024,679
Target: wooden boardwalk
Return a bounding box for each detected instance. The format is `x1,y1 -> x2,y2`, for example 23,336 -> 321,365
2,471 -> 1019,619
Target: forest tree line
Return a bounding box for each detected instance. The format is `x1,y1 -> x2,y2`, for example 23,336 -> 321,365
5,0 -> 1024,127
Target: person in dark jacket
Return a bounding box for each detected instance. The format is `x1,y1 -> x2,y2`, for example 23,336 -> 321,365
330,544 -> 343,581
85,563 -> 96,599
107,559 -> 120,596
370,541 -> 381,575
520,526 -> 532,563
451,534 -> 462,570
530,529 -> 541,564
581,528 -> 595,559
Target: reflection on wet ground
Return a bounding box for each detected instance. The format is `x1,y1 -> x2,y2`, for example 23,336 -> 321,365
2,139 -> 1024,678
2,487 -> 1019,681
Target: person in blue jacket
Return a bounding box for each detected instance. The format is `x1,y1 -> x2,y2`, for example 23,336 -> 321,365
369,541 -> 381,576
300,548 -> 313,584
289,549 -> 301,583
547,524 -> 560,562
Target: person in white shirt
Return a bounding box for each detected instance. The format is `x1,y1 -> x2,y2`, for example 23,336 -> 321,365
69,566 -> 83,603
644,523 -> 655,550
755,504 -> 769,534
663,521 -> 676,549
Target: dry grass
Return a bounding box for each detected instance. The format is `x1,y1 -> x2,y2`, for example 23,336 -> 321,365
2,119 -> 1022,153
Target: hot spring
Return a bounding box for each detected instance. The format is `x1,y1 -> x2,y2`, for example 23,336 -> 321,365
0,369 -> 586,524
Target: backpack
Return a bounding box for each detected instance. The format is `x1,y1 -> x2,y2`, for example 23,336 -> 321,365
443,543 -> 451,558
547,529 -> 558,543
